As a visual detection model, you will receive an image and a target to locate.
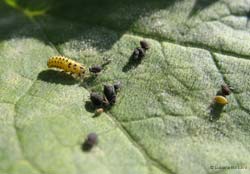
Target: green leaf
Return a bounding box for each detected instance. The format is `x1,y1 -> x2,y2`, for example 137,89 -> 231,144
1,0 -> 250,174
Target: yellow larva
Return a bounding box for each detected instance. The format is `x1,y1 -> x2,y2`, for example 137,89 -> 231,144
47,56 -> 86,77
214,95 -> 228,105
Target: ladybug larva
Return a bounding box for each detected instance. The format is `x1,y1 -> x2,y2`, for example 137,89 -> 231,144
47,56 -> 86,77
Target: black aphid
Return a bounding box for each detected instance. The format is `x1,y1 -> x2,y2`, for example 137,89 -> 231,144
86,133 -> 98,145
221,84 -> 233,96
140,40 -> 150,50
90,92 -> 104,108
103,85 -> 116,105
216,84 -> 233,96
113,81 -> 122,93
89,65 -> 102,74
132,47 -> 145,60
82,133 -> 98,151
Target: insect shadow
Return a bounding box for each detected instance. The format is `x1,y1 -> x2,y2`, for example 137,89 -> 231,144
84,101 -> 95,113
37,69 -> 78,85
81,141 -> 93,151
122,54 -> 143,72
209,88 -> 226,121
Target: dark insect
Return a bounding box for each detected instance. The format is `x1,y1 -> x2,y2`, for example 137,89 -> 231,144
140,40 -> 150,50
113,81 -> 122,93
103,85 -> 116,105
132,47 -> 145,60
221,84 -> 233,96
90,92 -> 104,108
82,133 -> 98,151
89,65 -> 102,74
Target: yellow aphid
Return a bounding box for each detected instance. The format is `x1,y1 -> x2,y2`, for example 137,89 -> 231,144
95,108 -> 104,116
214,96 -> 228,105
47,56 -> 86,77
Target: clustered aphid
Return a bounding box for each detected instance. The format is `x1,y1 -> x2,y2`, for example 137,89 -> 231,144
90,82 -> 122,115
132,40 -> 150,60
82,132 -> 98,151
90,92 -> 109,116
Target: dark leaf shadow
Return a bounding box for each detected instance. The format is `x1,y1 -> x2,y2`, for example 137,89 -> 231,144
188,0 -> 220,17
2,0 -> 181,52
37,69 -> 78,85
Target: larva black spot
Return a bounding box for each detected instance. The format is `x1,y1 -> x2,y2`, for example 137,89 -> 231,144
68,63 -> 72,68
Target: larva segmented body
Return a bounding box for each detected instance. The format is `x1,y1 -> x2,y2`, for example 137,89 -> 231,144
47,56 -> 86,77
